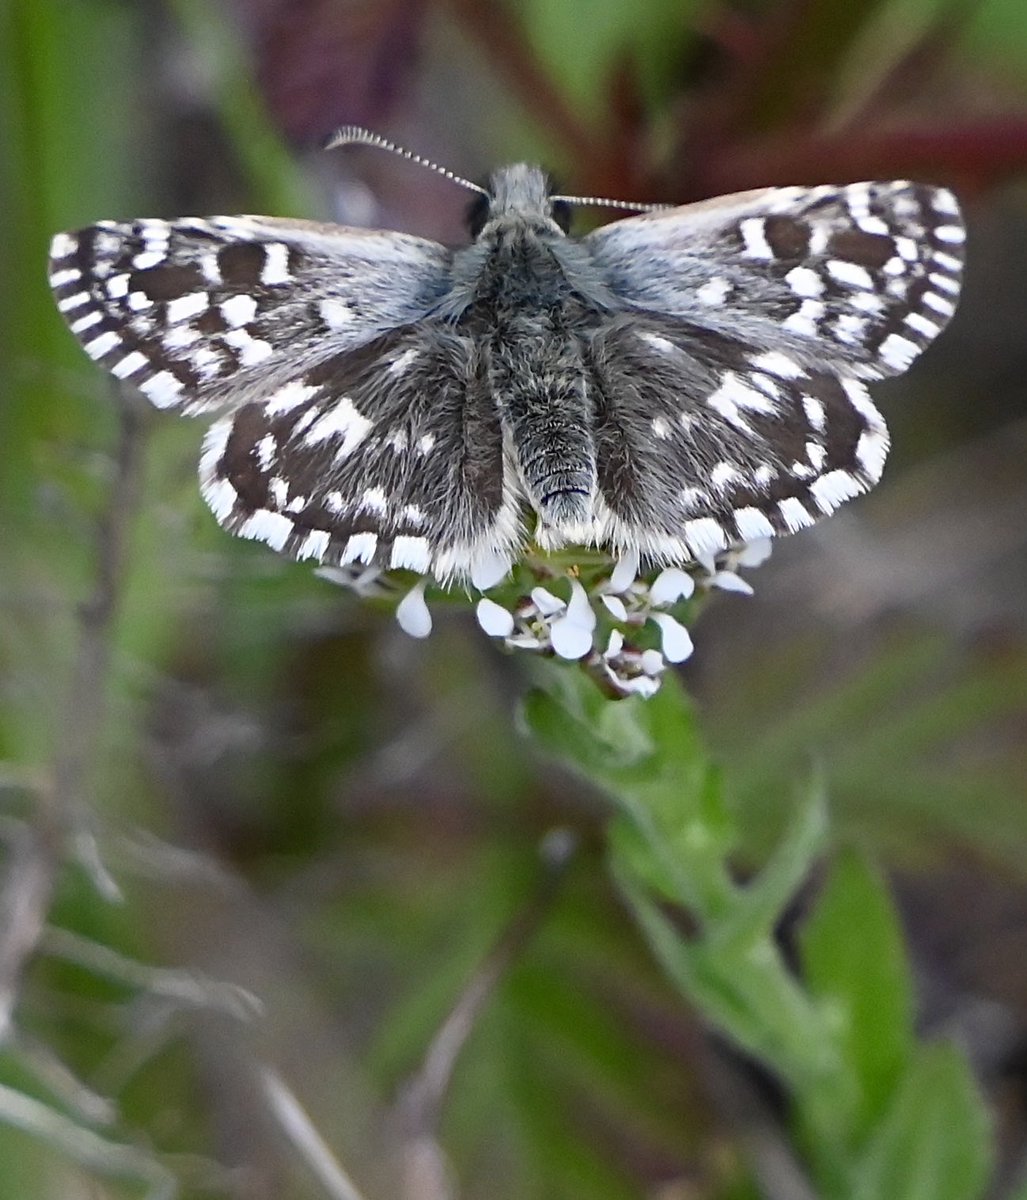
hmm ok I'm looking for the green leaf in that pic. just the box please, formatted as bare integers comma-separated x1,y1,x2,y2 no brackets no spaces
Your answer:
800,849,914,1143
849,1042,992,1200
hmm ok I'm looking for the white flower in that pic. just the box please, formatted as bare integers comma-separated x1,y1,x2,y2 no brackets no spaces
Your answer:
601,594,628,621
476,597,515,637
649,567,695,606
735,537,773,568
549,581,597,660
395,579,432,638
650,613,694,663
708,571,754,596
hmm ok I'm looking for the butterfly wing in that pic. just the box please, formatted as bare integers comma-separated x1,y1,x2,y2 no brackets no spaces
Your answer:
197,325,522,583
579,181,964,558
585,180,965,380
49,216,454,415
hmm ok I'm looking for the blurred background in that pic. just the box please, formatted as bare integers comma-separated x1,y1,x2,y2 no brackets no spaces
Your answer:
1,0,1026,1197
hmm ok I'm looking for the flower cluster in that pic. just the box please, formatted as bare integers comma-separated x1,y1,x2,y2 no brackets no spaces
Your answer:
321,537,772,698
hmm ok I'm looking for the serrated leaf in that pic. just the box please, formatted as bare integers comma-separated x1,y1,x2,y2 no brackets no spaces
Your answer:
849,1042,992,1200
800,849,914,1142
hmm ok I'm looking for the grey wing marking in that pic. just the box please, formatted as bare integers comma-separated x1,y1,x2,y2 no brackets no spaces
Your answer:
198,327,522,582
584,181,965,380
48,216,454,415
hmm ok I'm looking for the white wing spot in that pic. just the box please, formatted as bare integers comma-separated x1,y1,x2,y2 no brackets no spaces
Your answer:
131,250,166,270
302,395,372,454
166,291,209,324
360,487,388,515
734,507,775,541
639,331,676,354
70,311,103,335
83,331,120,360
754,464,776,487
856,215,890,236
811,470,863,513
110,351,148,379
223,328,274,366
696,276,730,305
296,530,331,562
879,332,919,370
106,273,130,298
750,350,803,379
128,291,153,311
711,462,745,491
417,433,436,454
266,380,319,416
905,311,941,338
922,291,955,317
782,299,825,337
934,224,965,244
341,533,378,565
683,518,728,556
680,487,709,512
221,294,258,327
319,298,354,329
856,428,889,479
138,371,184,408
778,497,814,532
261,243,291,285
739,217,773,258
894,236,919,261
50,233,76,260
238,510,294,552
784,265,824,298
390,536,432,572
651,416,670,439
933,251,961,273
57,292,90,312
49,268,81,287
402,504,425,526
802,395,826,432
827,259,874,290
255,433,277,473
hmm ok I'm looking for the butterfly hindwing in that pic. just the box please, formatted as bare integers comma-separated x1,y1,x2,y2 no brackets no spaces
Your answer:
585,314,888,560
197,326,522,581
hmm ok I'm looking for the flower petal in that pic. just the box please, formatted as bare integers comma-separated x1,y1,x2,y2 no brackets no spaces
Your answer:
531,586,565,616
709,571,754,595
396,580,432,638
550,618,594,659
607,550,639,594
649,567,695,607
736,537,773,568
650,613,694,663
640,649,665,675
565,580,596,630
476,597,515,637
601,594,628,621
605,628,625,658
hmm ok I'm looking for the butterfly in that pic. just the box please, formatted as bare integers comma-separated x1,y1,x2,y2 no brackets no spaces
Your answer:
48,129,965,588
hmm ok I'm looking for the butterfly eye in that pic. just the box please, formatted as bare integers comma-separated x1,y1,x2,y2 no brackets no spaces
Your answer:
465,192,491,238
551,198,573,233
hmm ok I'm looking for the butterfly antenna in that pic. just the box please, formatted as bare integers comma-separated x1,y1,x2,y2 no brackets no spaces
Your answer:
550,191,671,214
326,126,489,197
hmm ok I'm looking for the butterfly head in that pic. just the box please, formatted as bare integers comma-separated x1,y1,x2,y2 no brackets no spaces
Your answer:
466,164,572,239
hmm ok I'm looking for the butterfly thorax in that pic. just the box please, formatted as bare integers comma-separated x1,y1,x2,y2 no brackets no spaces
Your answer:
451,170,610,535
